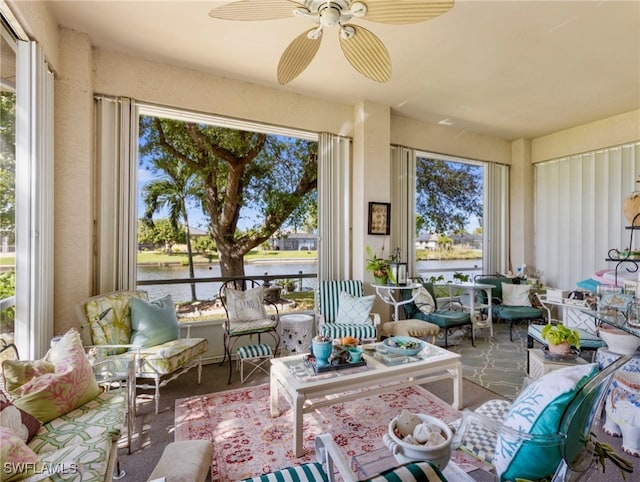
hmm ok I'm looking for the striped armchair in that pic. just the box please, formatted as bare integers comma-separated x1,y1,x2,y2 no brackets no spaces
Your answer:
241,433,447,482
316,280,380,342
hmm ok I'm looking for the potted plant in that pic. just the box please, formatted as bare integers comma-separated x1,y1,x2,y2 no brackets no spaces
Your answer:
366,246,390,285
541,323,581,356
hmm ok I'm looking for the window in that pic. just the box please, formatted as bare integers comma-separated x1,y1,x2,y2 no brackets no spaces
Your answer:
414,152,484,282
0,21,16,349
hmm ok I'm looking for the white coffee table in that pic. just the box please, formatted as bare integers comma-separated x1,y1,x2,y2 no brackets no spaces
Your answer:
270,342,463,457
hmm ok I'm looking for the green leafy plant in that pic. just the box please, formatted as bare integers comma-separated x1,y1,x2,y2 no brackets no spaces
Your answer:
541,323,581,349
365,246,390,280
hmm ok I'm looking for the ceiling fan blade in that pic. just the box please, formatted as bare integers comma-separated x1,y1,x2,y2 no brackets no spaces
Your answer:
339,25,391,83
209,0,301,21
362,0,455,25
277,29,322,85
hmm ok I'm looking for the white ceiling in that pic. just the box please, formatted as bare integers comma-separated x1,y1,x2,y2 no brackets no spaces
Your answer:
45,0,640,140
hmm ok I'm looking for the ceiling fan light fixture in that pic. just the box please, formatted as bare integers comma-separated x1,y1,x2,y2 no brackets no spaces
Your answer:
340,25,355,40
319,5,341,28
349,1,367,18
307,26,323,40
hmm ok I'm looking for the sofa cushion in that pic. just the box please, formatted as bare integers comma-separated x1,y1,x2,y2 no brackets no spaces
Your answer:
495,363,599,481
35,432,113,482
0,426,40,481
130,295,179,348
28,389,127,455
10,329,100,423
0,392,41,443
83,290,148,354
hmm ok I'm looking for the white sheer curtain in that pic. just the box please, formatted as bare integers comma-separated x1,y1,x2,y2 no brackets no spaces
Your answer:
94,97,139,293
484,162,509,275
15,41,54,359
535,142,640,289
317,133,352,282
390,145,416,276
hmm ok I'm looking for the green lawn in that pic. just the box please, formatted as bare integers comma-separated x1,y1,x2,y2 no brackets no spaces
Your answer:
137,249,316,264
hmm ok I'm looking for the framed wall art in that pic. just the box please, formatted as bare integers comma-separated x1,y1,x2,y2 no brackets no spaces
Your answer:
368,202,391,235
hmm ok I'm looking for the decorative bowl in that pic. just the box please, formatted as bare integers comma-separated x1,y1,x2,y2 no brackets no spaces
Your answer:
383,413,452,469
382,336,425,356
598,324,640,355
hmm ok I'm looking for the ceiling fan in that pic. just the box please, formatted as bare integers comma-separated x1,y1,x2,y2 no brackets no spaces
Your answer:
209,0,455,85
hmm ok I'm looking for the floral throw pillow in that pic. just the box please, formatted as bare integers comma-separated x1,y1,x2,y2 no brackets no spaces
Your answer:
2,360,55,394
0,426,39,481
0,392,41,443
10,329,100,423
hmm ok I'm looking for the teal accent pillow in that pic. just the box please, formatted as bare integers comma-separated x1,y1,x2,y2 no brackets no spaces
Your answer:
335,292,375,324
130,295,179,348
494,363,599,481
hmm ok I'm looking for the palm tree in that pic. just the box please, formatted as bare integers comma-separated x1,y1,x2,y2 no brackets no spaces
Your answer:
142,160,203,302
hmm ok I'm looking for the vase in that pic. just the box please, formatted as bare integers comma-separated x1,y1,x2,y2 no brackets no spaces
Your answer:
623,191,640,227
374,275,389,285
312,339,332,367
548,341,571,357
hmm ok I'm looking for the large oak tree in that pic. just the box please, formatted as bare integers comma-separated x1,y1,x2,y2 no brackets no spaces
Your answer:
139,116,317,277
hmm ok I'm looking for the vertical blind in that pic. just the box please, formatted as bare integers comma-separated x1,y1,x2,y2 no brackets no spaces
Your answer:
15,41,54,358
390,146,416,275
534,142,640,289
317,133,352,281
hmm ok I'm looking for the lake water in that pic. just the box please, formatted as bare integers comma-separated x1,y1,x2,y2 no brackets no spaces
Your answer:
137,258,483,303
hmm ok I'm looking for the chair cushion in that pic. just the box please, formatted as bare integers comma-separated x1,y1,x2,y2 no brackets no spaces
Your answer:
226,286,267,322
427,310,471,328
241,462,328,481
365,461,447,481
321,323,377,340
130,295,179,348
501,283,531,306
83,290,148,354
495,363,599,481
137,338,208,376
318,280,364,323
335,292,375,324
8,329,100,423
494,305,542,321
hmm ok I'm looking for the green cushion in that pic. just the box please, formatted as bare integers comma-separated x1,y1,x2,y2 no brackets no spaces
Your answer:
241,462,328,481
428,310,471,328
130,295,179,348
366,461,447,481
494,305,543,320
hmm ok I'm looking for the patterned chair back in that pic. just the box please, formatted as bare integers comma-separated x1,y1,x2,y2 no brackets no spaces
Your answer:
317,280,364,323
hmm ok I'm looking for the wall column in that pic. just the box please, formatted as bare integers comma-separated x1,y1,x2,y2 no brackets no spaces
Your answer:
510,138,535,275
54,29,94,334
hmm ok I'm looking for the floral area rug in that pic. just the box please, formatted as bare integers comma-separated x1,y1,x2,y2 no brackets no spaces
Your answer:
175,383,484,481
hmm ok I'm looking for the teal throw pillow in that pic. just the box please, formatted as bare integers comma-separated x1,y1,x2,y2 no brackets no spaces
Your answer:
130,295,179,348
335,292,375,324
494,363,599,481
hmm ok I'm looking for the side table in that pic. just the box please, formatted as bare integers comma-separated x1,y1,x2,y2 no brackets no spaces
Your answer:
279,313,315,354
527,348,587,380
372,283,421,321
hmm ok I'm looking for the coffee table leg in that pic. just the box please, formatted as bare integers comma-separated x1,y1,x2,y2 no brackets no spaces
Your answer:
270,370,280,417
294,393,305,457
452,361,463,410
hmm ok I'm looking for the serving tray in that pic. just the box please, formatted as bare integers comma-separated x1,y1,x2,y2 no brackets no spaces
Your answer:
303,354,366,373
